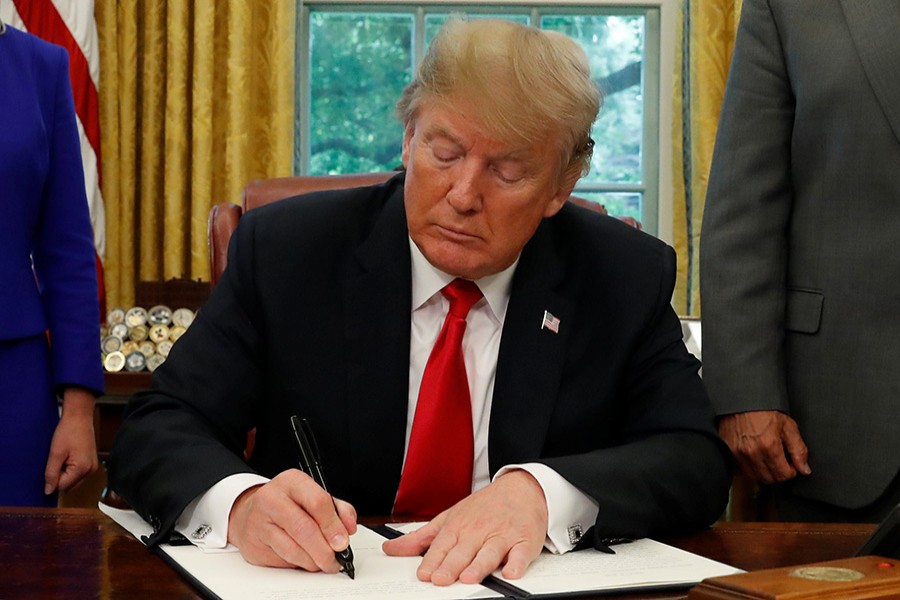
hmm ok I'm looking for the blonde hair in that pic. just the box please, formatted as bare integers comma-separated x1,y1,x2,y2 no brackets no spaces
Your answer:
396,18,601,184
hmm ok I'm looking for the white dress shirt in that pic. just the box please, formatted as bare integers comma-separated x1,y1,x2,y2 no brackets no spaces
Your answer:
176,238,598,552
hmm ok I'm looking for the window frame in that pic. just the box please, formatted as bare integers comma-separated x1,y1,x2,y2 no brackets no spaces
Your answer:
296,0,676,242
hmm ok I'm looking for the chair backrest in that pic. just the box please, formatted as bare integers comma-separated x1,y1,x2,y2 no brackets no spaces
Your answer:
208,172,396,287
242,172,395,213
207,172,618,287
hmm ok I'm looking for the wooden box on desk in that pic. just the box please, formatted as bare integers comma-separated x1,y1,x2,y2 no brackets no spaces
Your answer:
688,555,900,599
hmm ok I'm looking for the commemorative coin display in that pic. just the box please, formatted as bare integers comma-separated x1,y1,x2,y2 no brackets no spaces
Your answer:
101,305,197,373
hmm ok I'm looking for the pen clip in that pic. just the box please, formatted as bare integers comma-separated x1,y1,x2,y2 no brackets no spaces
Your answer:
300,419,322,465
290,415,318,476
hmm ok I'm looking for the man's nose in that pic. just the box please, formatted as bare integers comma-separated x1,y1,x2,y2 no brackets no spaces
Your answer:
445,163,483,212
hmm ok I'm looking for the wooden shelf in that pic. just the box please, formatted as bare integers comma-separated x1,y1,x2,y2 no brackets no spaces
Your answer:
103,371,152,397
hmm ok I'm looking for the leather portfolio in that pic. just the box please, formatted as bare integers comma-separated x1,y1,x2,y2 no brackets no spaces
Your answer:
688,555,900,599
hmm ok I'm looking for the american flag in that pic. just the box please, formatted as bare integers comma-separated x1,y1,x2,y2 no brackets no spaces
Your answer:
542,310,560,334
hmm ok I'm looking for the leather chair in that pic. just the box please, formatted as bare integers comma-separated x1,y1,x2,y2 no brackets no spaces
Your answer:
208,171,632,287
208,172,393,287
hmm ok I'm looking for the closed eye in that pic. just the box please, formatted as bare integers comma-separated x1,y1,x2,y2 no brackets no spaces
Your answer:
492,163,526,184
430,140,462,164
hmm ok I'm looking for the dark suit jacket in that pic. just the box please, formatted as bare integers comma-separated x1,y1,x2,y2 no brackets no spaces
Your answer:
701,0,900,508
109,174,730,546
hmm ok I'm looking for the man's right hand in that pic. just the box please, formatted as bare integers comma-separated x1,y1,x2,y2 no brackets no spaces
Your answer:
227,470,357,571
718,411,811,484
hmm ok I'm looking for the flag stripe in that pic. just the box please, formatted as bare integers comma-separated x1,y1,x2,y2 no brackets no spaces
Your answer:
14,0,101,168
50,0,100,87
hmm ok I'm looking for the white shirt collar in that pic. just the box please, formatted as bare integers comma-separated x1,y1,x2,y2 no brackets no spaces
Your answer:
408,236,517,323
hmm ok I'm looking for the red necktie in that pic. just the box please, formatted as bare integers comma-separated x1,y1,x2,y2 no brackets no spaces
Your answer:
393,278,483,517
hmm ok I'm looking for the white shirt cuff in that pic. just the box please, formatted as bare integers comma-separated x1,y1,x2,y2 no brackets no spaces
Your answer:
494,463,599,554
174,473,270,551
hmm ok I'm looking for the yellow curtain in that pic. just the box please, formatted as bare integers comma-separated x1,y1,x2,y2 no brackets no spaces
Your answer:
95,1,295,309
672,0,743,315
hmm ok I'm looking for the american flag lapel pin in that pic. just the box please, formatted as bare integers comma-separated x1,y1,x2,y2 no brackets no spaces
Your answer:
541,310,560,334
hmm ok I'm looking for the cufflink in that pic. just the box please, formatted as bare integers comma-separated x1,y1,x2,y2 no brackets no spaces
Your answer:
191,524,212,541
567,523,584,545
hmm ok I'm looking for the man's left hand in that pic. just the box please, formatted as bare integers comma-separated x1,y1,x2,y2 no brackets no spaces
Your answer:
382,469,548,586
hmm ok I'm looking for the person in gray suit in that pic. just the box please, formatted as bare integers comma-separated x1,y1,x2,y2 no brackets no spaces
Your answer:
701,0,900,522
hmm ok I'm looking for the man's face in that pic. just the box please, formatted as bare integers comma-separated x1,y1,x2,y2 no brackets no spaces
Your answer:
402,99,574,280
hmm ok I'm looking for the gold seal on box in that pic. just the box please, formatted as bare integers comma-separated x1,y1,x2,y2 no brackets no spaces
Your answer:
688,555,900,600
104,351,126,372
790,566,865,582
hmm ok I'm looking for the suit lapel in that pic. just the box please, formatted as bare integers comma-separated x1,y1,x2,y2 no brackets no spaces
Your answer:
343,188,412,512
489,220,573,473
841,0,900,145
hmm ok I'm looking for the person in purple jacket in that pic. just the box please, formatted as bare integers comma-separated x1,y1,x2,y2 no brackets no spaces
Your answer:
0,19,103,506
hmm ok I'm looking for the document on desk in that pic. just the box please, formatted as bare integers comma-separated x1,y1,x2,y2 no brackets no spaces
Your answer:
100,505,742,599
493,538,742,595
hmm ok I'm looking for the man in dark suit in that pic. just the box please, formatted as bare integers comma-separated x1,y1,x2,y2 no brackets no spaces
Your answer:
701,0,900,522
109,18,730,584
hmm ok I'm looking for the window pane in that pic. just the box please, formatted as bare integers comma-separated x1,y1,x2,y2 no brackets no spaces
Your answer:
308,13,413,174
574,192,642,221
542,15,645,186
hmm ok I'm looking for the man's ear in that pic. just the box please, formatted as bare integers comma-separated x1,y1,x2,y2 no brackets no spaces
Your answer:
543,176,578,218
401,123,415,168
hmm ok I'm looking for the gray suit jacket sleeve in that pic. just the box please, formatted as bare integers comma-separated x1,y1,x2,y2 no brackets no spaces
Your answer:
700,0,796,416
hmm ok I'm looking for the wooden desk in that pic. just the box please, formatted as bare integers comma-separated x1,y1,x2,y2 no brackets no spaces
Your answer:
0,508,875,600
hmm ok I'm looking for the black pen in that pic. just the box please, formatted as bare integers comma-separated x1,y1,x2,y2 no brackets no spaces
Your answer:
289,415,355,579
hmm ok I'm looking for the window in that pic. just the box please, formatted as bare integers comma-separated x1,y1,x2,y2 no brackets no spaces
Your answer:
296,2,669,234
